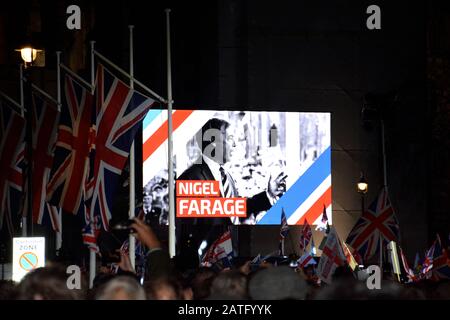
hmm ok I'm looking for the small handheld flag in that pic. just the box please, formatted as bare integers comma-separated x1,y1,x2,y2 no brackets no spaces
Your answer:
299,219,312,252
316,204,329,232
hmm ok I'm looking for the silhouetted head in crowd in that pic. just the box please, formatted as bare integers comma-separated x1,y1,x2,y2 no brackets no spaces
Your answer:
368,279,430,300
248,266,308,300
332,265,358,282
398,284,427,300
95,275,146,300
208,270,248,300
316,278,424,300
17,265,83,300
430,281,450,300
144,276,182,300
303,265,315,277
191,267,218,300
173,272,194,300
366,280,410,300
312,278,369,300
174,249,200,273
0,280,18,300
92,272,116,290
90,271,132,298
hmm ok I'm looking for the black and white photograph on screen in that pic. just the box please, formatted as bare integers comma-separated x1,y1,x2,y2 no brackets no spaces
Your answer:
143,110,331,226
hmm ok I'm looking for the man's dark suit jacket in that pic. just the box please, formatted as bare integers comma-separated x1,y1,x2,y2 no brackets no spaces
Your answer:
175,160,272,252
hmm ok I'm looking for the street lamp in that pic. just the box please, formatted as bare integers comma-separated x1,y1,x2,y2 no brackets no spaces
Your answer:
357,173,368,194
357,173,368,216
15,43,44,68
19,47,38,63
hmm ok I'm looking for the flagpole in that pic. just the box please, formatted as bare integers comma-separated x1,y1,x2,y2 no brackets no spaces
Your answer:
18,66,25,119
56,52,62,112
59,64,93,91
128,25,136,270
22,64,34,237
380,119,387,270
165,8,176,258
55,51,62,251
0,91,22,111
381,119,388,190
89,40,96,289
19,64,27,237
379,236,383,270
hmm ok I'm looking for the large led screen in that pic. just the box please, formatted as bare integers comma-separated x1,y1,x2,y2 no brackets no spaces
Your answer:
142,110,331,225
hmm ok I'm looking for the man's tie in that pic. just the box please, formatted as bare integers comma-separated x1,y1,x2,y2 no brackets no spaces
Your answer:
219,166,239,224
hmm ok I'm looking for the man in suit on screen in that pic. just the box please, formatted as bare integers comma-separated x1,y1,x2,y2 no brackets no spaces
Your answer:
176,117,286,259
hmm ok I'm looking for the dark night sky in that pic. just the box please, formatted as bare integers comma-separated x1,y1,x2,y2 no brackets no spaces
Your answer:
1,1,426,108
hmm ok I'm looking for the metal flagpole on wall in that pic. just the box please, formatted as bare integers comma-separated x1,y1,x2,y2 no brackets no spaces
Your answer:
128,25,136,270
22,63,34,237
19,64,27,237
89,40,96,288
165,8,176,258
381,119,388,190
55,51,62,251
380,119,388,269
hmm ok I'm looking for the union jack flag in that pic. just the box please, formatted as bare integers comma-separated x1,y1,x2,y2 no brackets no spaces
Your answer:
423,234,450,280
413,252,421,271
111,237,146,276
432,250,450,280
422,236,439,274
279,208,289,239
46,72,94,221
23,88,60,231
346,187,400,263
299,219,312,252
81,214,101,252
41,203,61,232
109,239,131,274
399,247,419,283
278,208,289,255
0,97,25,236
85,64,155,231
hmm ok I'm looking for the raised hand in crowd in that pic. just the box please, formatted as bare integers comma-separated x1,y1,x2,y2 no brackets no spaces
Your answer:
238,260,252,275
117,249,135,273
130,217,161,250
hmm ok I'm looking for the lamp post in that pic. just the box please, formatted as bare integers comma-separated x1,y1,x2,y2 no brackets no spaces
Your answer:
16,44,41,236
357,172,368,216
